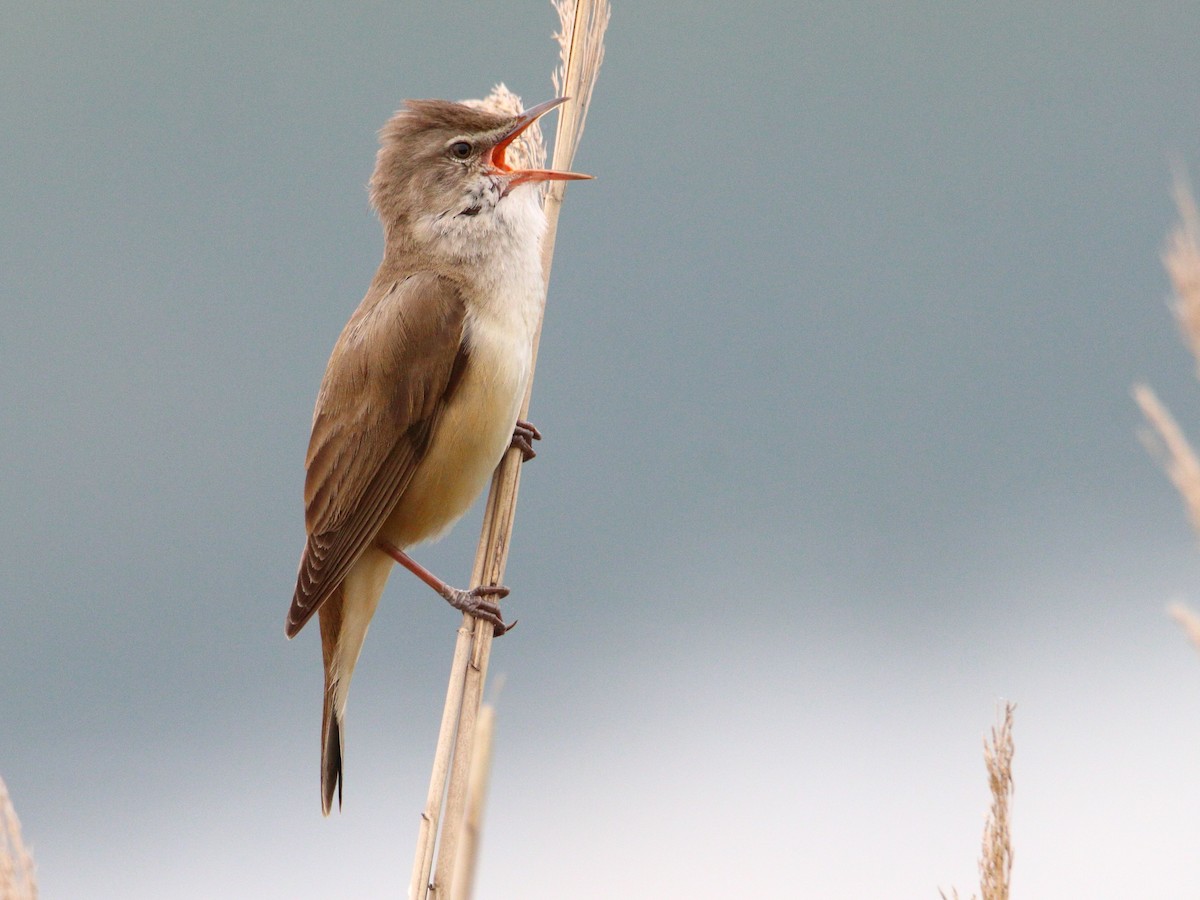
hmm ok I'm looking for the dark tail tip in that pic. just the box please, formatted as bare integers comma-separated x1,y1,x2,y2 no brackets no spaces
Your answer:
321,698,343,816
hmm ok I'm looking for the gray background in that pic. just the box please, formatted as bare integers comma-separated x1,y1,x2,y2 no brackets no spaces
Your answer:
4,2,1200,897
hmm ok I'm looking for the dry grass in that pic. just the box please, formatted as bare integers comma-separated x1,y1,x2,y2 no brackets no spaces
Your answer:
1134,384,1200,537
0,777,37,900
1167,601,1200,654
979,705,1015,900
1135,174,1200,520
1136,176,1200,652
551,0,609,173
941,704,1015,900
1166,173,1200,373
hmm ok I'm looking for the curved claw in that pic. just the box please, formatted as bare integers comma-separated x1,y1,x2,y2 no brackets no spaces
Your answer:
493,617,518,637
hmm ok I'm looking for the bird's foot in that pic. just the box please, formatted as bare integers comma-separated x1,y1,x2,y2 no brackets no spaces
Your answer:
510,419,542,462
441,584,517,636
378,540,518,637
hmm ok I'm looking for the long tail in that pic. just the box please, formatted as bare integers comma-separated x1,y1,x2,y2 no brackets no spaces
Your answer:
315,548,391,815
318,588,345,816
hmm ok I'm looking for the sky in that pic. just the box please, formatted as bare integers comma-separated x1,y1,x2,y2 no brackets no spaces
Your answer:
4,2,1200,897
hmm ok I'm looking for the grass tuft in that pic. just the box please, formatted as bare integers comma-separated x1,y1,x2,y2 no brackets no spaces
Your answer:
0,777,37,900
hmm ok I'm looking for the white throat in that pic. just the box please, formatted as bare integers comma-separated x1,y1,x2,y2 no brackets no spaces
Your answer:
414,178,547,270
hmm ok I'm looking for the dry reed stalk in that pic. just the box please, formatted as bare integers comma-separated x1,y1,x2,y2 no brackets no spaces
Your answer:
408,4,608,898
448,703,497,900
407,83,540,900
0,777,37,900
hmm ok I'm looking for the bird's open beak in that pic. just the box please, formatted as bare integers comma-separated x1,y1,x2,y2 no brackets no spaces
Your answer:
490,97,593,187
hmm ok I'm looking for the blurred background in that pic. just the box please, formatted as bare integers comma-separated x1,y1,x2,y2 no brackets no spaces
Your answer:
4,3,1200,897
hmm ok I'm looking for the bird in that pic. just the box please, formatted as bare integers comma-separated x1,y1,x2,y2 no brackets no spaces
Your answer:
285,94,590,814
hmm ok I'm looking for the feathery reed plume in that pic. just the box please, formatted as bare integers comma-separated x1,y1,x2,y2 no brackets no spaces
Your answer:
1166,172,1200,372
1136,175,1200,657
1167,601,1200,654
461,85,546,171
409,5,608,898
940,704,1015,900
551,0,609,174
979,704,1015,900
0,777,37,900
1135,384,1200,536
1136,176,1200,544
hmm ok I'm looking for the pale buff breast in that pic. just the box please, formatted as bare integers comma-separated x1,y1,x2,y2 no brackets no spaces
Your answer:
380,314,531,548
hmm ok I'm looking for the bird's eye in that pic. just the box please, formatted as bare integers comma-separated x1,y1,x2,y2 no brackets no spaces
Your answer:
449,141,472,160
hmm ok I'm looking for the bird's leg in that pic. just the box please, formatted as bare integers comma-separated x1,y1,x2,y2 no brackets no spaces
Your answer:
509,419,542,462
376,540,515,636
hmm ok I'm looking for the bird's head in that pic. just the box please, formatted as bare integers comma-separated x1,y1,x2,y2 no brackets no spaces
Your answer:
370,96,590,251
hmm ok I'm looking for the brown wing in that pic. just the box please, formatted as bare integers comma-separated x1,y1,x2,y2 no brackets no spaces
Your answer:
285,271,469,637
